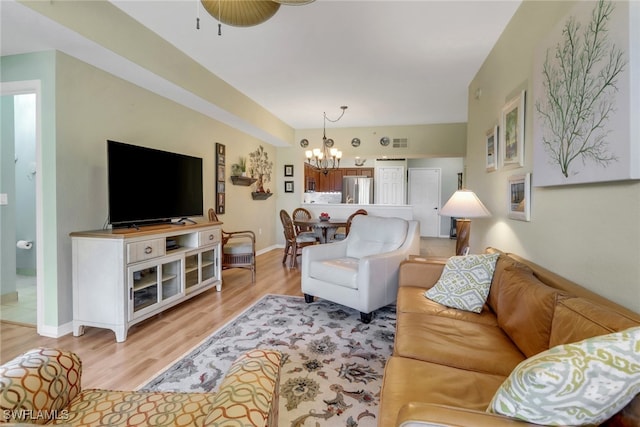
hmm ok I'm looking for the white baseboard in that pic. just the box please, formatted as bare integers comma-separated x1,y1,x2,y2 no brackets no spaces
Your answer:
38,321,73,338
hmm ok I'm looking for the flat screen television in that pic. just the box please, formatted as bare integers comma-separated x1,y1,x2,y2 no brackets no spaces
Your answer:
107,140,203,228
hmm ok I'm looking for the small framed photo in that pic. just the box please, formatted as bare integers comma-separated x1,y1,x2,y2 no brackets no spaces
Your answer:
284,180,294,193
508,173,531,221
501,90,525,168
284,164,294,177
486,125,499,172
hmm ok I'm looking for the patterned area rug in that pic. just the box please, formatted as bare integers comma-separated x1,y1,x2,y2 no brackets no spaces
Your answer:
141,294,396,426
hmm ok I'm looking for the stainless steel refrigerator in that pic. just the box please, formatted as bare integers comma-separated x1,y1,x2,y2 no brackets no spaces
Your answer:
342,176,374,204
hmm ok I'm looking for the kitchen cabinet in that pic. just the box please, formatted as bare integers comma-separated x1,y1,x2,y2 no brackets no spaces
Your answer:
304,163,374,192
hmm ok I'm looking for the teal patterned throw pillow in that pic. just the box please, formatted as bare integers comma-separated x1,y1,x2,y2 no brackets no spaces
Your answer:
488,327,640,425
424,253,499,313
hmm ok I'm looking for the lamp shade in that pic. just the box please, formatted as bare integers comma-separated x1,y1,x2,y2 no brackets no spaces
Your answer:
440,189,491,219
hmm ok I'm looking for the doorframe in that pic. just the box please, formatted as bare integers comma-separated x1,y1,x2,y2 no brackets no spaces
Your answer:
1,80,43,334
408,167,442,237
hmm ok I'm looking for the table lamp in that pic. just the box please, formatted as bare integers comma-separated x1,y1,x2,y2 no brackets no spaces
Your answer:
439,189,491,256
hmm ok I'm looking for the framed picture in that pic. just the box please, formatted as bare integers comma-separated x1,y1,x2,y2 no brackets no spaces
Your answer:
508,173,531,221
215,143,225,214
501,90,525,168
486,125,499,172
284,164,294,177
284,180,294,193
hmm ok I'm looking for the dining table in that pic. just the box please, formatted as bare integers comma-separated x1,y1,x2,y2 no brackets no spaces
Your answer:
293,218,347,244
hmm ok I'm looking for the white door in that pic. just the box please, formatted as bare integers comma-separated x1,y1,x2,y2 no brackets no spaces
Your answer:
408,168,441,237
376,166,405,205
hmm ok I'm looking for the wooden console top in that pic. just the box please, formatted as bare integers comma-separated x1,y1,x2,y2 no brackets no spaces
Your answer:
69,221,222,239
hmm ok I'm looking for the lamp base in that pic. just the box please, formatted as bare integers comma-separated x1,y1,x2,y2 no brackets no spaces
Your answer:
454,219,471,256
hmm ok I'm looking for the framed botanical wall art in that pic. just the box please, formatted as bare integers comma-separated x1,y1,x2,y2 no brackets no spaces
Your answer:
532,0,637,186
284,181,294,193
284,164,294,177
508,173,531,222
486,125,499,172
501,90,525,168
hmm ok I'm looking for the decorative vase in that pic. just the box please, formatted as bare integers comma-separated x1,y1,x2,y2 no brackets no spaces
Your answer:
256,174,265,193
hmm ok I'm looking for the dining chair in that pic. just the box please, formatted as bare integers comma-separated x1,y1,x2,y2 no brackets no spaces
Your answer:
280,209,317,268
208,208,256,282
292,207,318,241
333,209,368,241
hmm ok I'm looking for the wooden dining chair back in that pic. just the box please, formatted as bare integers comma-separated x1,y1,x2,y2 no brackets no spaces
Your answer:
208,208,256,282
292,208,313,233
280,209,317,268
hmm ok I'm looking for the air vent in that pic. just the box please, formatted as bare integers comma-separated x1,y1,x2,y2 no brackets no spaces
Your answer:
392,138,408,148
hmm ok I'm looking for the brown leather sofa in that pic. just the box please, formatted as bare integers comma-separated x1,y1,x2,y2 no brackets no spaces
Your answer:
379,248,640,426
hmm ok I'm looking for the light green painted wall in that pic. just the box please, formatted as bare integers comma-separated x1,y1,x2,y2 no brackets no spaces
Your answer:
0,95,17,298
1,51,58,326
466,1,640,312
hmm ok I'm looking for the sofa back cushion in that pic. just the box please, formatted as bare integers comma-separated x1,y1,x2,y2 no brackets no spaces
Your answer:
487,255,531,315
495,265,562,357
345,216,407,259
549,296,640,348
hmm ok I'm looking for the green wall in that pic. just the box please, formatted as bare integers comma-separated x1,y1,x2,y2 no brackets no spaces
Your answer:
1,51,58,327
466,0,640,312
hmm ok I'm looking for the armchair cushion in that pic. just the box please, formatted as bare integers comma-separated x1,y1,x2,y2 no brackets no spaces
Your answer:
308,257,359,289
345,216,407,259
0,348,81,424
224,240,253,254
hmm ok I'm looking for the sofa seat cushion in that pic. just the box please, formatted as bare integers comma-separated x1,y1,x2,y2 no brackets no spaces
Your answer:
550,296,640,347
308,258,359,289
397,286,498,327
59,390,216,426
395,312,525,376
379,356,507,427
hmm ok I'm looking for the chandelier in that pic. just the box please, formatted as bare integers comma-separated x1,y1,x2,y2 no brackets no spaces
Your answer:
302,106,347,175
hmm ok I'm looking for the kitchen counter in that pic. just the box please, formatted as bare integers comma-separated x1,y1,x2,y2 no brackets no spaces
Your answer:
301,203,414,220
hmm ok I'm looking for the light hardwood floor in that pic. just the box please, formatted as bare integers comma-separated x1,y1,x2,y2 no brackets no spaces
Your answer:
0,249,302,390
0,237,454,390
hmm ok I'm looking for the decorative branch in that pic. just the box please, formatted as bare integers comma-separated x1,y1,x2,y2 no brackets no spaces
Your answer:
535,0,626,178
248,145,273,192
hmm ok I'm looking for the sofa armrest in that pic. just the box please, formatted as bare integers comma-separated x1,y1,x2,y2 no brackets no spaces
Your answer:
398,260,446,289
397,403,542,427
204,349,282,427
1,348,81,424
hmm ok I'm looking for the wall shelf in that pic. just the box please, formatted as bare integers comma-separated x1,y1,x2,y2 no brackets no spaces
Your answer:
231,176,257,186
251,192,273,200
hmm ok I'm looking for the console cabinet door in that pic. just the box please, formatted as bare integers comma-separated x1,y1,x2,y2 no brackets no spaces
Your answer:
128,254,183,321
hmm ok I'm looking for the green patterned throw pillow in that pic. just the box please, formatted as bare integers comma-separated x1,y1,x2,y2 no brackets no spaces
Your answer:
488,326,640,425
424,253,499,313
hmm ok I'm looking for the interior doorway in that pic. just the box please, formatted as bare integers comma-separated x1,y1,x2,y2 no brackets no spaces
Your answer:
408,168,441,237
1,81,42,328
376,165,405,205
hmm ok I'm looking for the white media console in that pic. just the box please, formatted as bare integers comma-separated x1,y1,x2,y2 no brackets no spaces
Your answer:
70,221,222,342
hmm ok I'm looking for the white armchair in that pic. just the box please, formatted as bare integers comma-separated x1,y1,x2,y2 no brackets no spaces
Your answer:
301,215,420,323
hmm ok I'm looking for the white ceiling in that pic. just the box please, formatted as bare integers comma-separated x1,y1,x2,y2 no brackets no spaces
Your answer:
1,0,522,134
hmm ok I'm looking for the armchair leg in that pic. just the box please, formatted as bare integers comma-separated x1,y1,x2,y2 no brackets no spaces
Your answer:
304,294,314,303
360,312,373,324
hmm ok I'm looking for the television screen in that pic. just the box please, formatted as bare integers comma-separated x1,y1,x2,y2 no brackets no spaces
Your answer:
107,140,203,227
